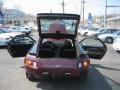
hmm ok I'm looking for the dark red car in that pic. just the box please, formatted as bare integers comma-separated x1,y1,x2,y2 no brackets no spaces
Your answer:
7,13,107,81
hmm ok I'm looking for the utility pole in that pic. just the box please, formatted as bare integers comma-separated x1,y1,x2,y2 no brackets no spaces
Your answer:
62,0,65,13
104,0,107,28
104,0,120,28
75,5,77,14
50,7,52,13
82,0,85,28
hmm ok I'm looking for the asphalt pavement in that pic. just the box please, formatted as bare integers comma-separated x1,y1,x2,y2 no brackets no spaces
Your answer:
0,32,120,90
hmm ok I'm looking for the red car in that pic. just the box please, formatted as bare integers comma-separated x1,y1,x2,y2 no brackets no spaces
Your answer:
7,13,107,81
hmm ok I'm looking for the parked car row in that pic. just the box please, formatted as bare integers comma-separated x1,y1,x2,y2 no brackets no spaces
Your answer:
0,27,26,47
98,30,120,43
0,25,35,47
0,32,24,47
7,25,32,35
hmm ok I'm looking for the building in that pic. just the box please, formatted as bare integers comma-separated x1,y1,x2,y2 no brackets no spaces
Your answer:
0,1,4,26
4,9,37,26
107,15,120,28
0,1,37,27
0,10,4,24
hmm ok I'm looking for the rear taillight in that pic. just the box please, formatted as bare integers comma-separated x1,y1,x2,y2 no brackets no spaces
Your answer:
82,61,89,67
81,60,90,69
24,59,37,68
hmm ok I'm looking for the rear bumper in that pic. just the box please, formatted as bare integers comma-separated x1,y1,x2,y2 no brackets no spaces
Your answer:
25,66,89,79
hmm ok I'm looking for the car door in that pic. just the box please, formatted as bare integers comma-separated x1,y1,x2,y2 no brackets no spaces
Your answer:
79,38,107,59
7,34,35,57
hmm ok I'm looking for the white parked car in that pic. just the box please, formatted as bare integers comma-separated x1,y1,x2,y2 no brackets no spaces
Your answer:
12,28,31,35
98,30,120,43
86,30,96,36
18,25,33,30
8,26,32,35
87,28,105,36
78,28,87,35
79,28,93,36
113,37,120,52
0,32,23,47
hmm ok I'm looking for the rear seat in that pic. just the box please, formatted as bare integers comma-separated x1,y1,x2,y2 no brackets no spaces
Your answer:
60,40,76,58
39,41,55,58
60,47,76,58
39,48,54,58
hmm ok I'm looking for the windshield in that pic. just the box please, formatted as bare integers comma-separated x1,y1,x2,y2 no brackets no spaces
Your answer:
97,29,105,33
40,19,77,35
113,30,120,35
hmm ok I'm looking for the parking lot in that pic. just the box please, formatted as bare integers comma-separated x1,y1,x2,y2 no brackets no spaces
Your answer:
0,32,120,90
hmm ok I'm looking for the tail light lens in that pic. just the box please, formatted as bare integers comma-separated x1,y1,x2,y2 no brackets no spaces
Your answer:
24,59,37,68
78,60,90,70
81,60,90,70
82,61,89,67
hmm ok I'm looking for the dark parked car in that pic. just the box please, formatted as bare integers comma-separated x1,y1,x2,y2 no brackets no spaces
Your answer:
7,13,107,81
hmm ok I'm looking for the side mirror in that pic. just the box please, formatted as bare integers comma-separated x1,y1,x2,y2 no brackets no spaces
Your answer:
7,34,36,57
79,38,107,59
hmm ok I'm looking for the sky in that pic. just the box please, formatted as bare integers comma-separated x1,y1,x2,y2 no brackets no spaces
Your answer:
1,0,120,18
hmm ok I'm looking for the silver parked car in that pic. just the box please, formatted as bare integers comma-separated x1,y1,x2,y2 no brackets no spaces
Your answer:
98,30,120,43
93,28,119,37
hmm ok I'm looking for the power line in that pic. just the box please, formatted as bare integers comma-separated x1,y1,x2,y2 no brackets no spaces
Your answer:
81,0,85,28
107,5,120,7
104,0,120,28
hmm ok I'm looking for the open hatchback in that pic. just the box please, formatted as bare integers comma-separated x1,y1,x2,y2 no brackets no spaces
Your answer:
7,13,107,81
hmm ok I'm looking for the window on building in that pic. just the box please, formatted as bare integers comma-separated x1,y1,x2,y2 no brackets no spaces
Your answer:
24,20,28,24
6,21,12,24
14,21,20,25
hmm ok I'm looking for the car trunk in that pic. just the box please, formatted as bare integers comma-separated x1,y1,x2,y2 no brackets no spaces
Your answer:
36,58,81,77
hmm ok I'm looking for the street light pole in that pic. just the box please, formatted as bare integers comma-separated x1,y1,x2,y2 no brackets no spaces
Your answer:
62,0,65,13
104,0,107,28
50,7,52,13
82,0,85,28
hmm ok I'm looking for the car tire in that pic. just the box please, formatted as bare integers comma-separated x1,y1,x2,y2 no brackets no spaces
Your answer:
116,50,120,53
106,37,113,44
26,72,37,81
84,32,88,37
